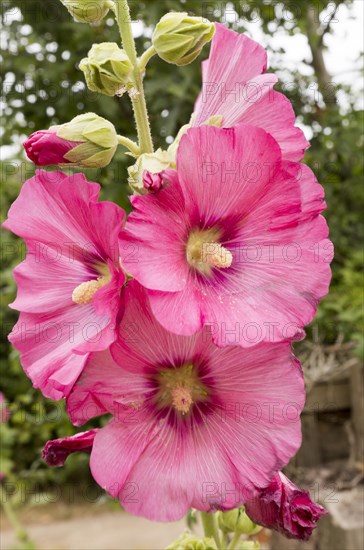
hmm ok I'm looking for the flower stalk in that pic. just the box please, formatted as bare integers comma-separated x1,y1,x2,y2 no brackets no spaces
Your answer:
117,135,141,156
201,512,221,548
115,0,153,154
228,532,241,550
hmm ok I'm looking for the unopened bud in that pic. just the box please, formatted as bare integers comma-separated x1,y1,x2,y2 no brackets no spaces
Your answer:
152,12,215,66
166,532,217,550
128,149,172,193
237,542,260,550
24,113,118,168
218,508,262,536
80,42,133,96
59,0,114,24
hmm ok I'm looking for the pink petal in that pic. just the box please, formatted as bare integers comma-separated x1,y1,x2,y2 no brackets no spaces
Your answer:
120,180,190,292
43,429,98,466
193,24,308,161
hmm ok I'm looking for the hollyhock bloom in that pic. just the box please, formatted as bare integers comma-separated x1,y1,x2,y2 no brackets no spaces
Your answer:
43,429,98,467
245,472,327,540
65,281,305,521
193,24,309,162
120,124,333,347
3,170,126,399
24,129,82,166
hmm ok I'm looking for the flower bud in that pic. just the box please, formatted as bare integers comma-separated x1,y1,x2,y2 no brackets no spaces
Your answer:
218,508,262,536
128,149,172,193
167,116,222,163
218,509,240,533
80,42,133,96
24,113,118,168
166,532,217,550
237,542,260,550
152,12,215,66
60,0,114,24
143,171,164,193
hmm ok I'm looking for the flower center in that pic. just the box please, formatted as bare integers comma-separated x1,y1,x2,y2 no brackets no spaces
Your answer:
186,229,232,275
72,265,111,305
156,364,208,415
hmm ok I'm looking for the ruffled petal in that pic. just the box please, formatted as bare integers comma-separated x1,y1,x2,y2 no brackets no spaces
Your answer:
193,24,308,161
120,179,190,292
43,429,98,466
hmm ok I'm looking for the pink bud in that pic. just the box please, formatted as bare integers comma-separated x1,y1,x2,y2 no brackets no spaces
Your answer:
245,472,327,541
23,129,81,166
143,170,164,193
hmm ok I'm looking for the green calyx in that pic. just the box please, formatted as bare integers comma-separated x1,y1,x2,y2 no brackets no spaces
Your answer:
55,113,118,168
59,0,114,24
166,532,217,550
152,12,215,66
218,508,262,536
127,148,172,192
80,42,133,96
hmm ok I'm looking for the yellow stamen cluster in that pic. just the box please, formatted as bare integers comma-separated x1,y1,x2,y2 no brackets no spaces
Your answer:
156,364,208,416
186,229,233,275
72,275,111,305
171,384,194,415
202,242,233,268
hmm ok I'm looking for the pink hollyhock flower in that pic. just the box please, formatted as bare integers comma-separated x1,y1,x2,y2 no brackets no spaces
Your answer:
65,281,305,521
245,472,327,540
24,129,82,166
3,170,126,400
119,124,333,347
43,429,98,467
193,24,309,162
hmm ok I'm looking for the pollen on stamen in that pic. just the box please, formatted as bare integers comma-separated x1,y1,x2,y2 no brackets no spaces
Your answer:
171,384,193,415
202,242,233,269
72,276,110,305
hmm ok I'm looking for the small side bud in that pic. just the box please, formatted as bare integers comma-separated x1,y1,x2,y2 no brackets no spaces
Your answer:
237,542,260,550
80,42,133,97
128,149,172,193
218,508,262,536
59,0,114,24
166,532,217,550
218,509,240,533
167,115,222,163
152,12,215,66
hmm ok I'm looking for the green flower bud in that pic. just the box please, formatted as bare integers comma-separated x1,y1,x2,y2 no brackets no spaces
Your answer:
59,0,114,23
152,12,215,66
167,115,222,164
218,508,262,536
128,149,172,193
54,113,118,168
218,509,240,533
166,532,217,550
80,43,133,97
237,542,261,550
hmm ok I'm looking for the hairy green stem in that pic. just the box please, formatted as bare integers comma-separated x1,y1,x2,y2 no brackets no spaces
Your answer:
115,0,153,154
201,512,221,548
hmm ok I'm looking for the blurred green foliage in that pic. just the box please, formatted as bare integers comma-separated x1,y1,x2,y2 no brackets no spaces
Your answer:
0,0,363,489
